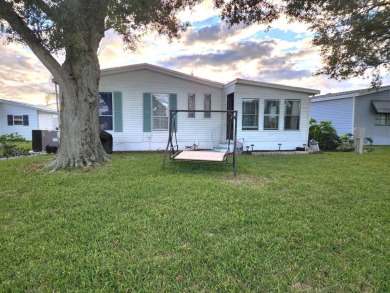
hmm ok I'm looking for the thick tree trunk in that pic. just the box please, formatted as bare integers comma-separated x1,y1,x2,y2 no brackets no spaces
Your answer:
46,50,109,171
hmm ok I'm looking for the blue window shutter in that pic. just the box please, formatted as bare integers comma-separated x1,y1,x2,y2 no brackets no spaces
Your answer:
113,92,123,132
169,94,177,132
7,115,13,126
23,115,29,126
143,93,151,132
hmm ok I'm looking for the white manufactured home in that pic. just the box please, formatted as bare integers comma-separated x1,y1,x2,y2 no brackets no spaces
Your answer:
311,86,390,145
0,99,58,140
97,63,320,151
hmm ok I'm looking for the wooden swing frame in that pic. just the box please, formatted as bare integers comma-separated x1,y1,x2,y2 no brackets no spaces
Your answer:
162,110,238,176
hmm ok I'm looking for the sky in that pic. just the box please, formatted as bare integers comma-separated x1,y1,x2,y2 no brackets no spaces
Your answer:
1,0,389,106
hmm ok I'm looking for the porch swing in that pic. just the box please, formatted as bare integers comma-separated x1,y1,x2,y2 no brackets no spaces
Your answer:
162,110,238,176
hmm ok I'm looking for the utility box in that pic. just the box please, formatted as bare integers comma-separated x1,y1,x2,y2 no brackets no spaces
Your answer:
354,127,365,154
32,130,59,152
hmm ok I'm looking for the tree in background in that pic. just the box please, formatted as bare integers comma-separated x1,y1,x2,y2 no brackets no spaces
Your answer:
1,0,388,170
217,0,389,86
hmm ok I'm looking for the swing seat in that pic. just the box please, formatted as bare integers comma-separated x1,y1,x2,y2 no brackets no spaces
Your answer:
162,109,238,176
173,150,228,162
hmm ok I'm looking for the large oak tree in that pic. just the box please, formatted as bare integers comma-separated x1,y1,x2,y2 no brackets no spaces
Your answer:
0,0,203,170
1,0,388,170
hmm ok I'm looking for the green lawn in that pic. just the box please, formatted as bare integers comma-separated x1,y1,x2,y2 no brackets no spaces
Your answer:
1,148,389,292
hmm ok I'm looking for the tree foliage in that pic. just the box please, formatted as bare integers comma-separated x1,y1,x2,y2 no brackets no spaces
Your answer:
215,0,390,86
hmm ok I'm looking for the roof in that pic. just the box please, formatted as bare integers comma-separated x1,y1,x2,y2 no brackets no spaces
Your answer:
0,99,57,113
312,85,390,102
226,78,321,95
101,63,225,89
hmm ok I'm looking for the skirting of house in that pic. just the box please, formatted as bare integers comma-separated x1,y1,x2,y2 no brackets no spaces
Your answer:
251,150,309,156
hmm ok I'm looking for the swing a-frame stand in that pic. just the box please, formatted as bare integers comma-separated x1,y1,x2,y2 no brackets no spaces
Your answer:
162,110,238,176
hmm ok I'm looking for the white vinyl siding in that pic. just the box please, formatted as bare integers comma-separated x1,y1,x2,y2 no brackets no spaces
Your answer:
99,69,224,151
232,83,311,150
0,104,38,140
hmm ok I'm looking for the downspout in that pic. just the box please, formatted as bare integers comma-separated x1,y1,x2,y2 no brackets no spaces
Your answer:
352,95,356,133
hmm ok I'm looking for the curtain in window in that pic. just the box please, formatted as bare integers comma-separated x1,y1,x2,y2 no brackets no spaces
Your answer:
188,94,195,118
204,94,211,118
284,100,300,130
264,100,280,130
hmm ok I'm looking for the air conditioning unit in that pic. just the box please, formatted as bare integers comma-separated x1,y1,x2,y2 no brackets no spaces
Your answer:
32,130,59,152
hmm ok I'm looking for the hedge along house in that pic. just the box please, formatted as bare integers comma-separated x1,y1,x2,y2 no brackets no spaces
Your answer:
0,99,58,140
311,85,390,145
96,63,320,151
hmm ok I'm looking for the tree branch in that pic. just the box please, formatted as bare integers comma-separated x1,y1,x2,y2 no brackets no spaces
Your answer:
0,0,65,81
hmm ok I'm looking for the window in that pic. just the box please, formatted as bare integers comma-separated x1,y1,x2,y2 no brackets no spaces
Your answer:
99,92,113,130
152,93,169,130
242,99,259,130
375,113,389,126
284,100,300,130
7,115,29,126
14,115,23,125
188,94,195,118
264,100,280,130
204,94,211,118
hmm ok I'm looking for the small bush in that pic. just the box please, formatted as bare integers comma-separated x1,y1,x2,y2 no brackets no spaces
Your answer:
364,137,373,146
337,133,355,152
309,119,340,151
0,133,30,157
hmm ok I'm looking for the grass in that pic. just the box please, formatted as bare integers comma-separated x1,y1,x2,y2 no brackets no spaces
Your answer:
1,148,389,292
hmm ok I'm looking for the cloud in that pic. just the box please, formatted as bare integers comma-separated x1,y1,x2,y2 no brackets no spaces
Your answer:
184,21,245,45
0,40,53,104
160,40,277,67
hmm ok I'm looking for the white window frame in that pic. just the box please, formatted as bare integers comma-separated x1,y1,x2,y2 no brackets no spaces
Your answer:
188,94,195,118
242,99,259,130
152,93,169,131
13,115,23,126
99,92,113,131
204,94,211,118
284,100,301,130
264,100,280,130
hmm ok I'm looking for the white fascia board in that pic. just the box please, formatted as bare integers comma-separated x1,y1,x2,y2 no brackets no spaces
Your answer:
101,63,224,89
312,93,357,102
0,99,56,113
226,78,321,95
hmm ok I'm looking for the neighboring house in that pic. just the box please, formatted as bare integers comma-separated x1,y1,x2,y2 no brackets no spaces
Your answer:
311,86,390,145
96,63,320,151
0,99,58,140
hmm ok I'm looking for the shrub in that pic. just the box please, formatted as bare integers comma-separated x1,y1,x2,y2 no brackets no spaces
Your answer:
0,133,30,157
337,133,355,152
309,119,340,151
364,137,373,146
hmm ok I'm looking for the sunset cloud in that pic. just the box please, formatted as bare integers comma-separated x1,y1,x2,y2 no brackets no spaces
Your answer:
0,0,389,105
